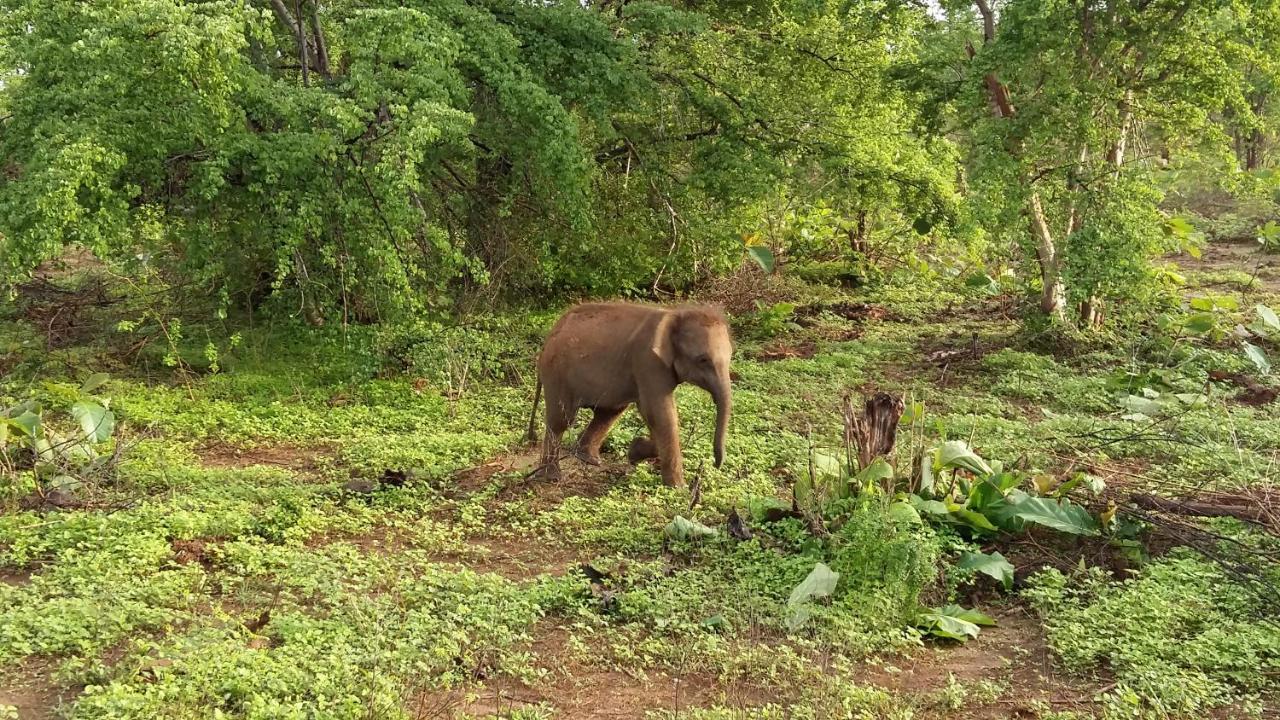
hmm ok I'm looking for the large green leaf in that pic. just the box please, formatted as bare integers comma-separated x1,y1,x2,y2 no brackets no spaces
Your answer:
936,440,992,476
665,516,719,541
812,451,843,479
71,401,115,444
1243,342,1271,376
1184,312,1217,335
1257,304,1280,333
747,245,776,274
786,562,840,631
887,501,922,526
908,494,950,516
8,411,41,439
951,508,1000,533
957,551,1014,590
855,457,894,489
1120,394,1163,417
1011,496,1100,536
915,604,996,642
80,372,110,393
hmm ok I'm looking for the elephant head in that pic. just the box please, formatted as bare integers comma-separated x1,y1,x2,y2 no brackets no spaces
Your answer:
660,306,734,468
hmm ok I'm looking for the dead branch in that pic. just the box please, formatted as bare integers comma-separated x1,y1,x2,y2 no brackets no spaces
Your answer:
1131,493,1270,526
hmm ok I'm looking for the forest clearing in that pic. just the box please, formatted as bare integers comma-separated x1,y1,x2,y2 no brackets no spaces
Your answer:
3,1,1280,719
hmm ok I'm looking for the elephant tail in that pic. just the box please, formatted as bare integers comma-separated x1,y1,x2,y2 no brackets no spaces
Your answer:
524,376,542,445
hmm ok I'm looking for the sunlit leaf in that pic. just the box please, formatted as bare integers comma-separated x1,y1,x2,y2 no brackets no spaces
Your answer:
957,551,1015,590
1011,496,1100,536
936,440,992,476
1257,304,1280,332
71,401,115,444
786,563,840,631
1243,342,1271,376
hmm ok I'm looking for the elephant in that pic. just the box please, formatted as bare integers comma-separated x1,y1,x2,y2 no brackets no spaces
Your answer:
523,301,733,487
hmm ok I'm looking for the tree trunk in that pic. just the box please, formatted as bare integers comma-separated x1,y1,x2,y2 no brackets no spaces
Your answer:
309,3,330,77
972,0,1066,320
1028,192,1066,316
847,210,868,255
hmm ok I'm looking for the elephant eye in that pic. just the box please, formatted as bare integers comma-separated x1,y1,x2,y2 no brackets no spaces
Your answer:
697,355,712,365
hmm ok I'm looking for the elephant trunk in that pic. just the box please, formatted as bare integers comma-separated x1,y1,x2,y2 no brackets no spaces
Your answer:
712,382,731,468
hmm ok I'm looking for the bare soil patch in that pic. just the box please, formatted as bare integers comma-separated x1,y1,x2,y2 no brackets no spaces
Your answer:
1,568,33,587
860,607,1108,719
454,450,631,511
1174,241,1280,294
0,660,79,720
416,625,778,719
195,442,332,477
435,537,586,581
755,339,817,361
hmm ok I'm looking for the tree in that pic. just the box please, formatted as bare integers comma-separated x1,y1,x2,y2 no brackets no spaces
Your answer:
952,0,1280,326
0,0,954,320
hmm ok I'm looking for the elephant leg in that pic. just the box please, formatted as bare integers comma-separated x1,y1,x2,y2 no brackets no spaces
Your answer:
638,392,684,487
573,406,627,466
533,387,575,481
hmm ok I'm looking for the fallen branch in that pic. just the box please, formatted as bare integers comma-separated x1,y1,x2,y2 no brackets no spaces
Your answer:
1131,493,1269,525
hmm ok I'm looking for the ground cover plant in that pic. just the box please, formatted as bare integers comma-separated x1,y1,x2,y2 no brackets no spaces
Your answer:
3,239,1279,718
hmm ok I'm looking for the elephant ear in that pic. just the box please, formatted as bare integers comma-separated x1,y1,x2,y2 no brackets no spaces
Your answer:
650,312,680,367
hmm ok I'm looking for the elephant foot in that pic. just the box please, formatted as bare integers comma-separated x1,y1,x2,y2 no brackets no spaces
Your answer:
627,436,659,465
571,446,603,466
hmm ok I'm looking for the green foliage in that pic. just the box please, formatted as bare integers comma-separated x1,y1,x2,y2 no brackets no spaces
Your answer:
1,373,119,500
1026,555,1280,716
0,0,955,317
910,441,1100,537
914,604,996,643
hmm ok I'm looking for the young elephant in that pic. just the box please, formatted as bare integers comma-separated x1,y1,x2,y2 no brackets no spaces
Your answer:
524,302,733,487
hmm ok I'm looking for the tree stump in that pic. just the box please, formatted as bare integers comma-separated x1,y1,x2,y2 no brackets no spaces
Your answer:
842,391,905,474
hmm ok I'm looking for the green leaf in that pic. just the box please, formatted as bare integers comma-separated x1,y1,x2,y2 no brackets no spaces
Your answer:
1061,471,1105,496
951,508,1000,533
1244,342,1271,376
71,401,115,444
1184,312,1216,335
887,501,922,526
936,440,992,476
915,605,995,642
1257,305,1280,333
786,562,840,631
8,411,40,439
664,516,718,541
80,372,110,393
908,494,951,516
957,551,1014,590
1166,216,1196,238
855,457,894,489
812,452,843,479
1011,496,1100,536
918,451,936,494
937,604,997,627
747,245,776,274
1120,394,1163,416
900,401,924,424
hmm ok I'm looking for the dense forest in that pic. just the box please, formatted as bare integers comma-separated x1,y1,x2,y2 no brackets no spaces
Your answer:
2,1,1280,719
